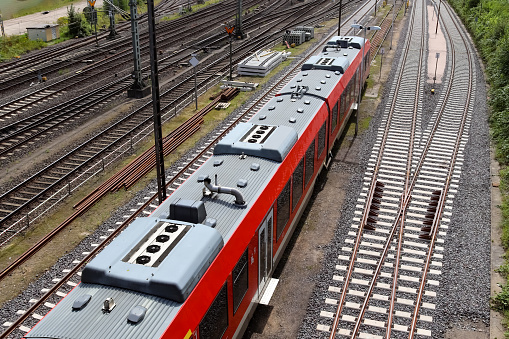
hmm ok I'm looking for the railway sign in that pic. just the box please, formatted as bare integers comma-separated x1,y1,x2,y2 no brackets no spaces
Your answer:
225,25,235,35
88,0,96,7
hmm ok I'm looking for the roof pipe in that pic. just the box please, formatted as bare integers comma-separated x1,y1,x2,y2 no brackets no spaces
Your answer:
203,177,245,205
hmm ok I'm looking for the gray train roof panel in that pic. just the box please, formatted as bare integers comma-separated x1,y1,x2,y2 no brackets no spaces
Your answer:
250,69,344,134
81,217,223,302
303,35,363,73
151,155,280,240
213,123,298,162
25,283,179,339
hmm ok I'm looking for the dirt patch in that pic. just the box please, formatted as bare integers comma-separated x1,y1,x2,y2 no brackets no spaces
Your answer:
444,320,489,339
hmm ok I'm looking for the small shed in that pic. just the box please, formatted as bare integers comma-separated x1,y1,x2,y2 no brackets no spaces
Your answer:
27,24,60,42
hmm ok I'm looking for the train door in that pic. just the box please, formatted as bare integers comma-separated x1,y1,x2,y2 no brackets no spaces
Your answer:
325,103,332,168
258,210,273,294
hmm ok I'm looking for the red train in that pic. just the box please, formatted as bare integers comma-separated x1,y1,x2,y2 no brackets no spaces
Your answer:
24,35,370,339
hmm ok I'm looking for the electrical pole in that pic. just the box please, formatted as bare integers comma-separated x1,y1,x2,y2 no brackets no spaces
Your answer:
127,0,150,98
338,0,342,35
189,54,199,110
235,0,245,39
107,7,118,40
351,24,381,136
87,0,98,46
390,0,395,49
225,25,235,81
146,0,166,204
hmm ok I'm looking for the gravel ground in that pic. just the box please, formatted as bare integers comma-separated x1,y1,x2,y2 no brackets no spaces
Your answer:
296,8,411,337
430,38,491,339
296,1,491,338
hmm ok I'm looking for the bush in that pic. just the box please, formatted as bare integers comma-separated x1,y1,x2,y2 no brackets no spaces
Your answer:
492,283,509,311
0,34,46,61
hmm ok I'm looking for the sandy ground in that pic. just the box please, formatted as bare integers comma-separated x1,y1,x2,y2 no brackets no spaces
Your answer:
427,5,447,84
2,0,103,36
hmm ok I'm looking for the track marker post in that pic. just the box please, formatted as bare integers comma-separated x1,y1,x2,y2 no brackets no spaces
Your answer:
432,52,440,94
189,55,199,110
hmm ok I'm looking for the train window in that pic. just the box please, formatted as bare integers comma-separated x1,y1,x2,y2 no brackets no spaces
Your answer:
353,71,358,99
347,81,352,108
331,102,338,132
305,140,315,187
340,92,345,122
232,250,248,314
276,179,291,241
199,283,228,339
292,158,304,211
348,79,353,106
317,122,326,158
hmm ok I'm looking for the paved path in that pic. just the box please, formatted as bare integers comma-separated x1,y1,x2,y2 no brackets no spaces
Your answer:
3,0,103,36
426,4,446,84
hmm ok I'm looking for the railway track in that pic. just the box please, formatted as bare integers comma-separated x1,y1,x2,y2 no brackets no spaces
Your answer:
0,0,364,242
0,0,264,125
0,2,378,337
316,0,477,337
0,0,305,228
0,0,366,242
0,0,187,89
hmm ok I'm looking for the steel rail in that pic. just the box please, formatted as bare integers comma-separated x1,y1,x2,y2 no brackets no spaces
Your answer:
384,0,427,335
0,0,308,225
0,0,183,80
328,0,419,336
0,0,361,237
350,0,474,334
407,1,474,336
0,0,258,114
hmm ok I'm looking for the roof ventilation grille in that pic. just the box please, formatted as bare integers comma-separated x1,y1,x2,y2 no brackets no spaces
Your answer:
240,125,276,144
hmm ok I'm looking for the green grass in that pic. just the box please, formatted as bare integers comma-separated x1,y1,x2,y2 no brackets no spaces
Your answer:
0,34,47,61
12,0,79,18
160,0,222,22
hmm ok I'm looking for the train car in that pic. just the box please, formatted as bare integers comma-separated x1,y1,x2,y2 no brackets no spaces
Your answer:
23,35,370,339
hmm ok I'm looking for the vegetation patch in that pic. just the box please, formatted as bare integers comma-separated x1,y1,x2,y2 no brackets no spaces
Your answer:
160,0,222,22
447,0,509,334
11,0,77,18
0,34,46,61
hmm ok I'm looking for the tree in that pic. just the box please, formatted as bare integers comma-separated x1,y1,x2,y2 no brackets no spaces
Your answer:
66,4,90,38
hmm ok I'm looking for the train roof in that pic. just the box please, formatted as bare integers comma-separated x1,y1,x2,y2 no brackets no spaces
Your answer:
26,283,177,339
302,35,365,73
